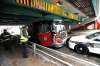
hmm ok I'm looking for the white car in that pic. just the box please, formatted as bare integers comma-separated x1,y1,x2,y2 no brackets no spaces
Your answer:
68,30,100,54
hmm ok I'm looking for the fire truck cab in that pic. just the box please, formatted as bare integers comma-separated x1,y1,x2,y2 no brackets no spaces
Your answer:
28,19,68,48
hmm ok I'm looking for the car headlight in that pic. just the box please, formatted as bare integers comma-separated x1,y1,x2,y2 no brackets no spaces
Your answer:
69,40,82,44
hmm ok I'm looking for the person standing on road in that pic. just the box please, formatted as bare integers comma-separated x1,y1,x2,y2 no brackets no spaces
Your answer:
20,25,29,58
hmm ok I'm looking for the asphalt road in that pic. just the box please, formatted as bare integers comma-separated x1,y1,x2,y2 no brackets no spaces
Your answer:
0,47,57,66
56,43,100,65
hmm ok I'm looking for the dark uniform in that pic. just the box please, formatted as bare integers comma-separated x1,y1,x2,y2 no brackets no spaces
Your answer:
0,29,11,50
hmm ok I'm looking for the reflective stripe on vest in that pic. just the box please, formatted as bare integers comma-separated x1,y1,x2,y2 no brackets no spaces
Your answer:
20,35,28,42
20,29,28,43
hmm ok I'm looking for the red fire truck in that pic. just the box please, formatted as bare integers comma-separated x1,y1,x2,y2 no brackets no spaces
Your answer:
28,19,68,48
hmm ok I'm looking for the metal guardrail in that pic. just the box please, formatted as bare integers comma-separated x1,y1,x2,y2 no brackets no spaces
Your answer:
29,42,99,66
36,49,73,66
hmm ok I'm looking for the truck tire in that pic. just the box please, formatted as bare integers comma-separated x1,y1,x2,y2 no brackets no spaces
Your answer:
74,44,89,55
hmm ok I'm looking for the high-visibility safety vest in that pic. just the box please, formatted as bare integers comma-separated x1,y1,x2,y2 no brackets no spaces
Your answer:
20,28,28,43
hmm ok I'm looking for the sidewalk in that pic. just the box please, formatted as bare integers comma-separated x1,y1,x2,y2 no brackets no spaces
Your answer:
0,48,57,66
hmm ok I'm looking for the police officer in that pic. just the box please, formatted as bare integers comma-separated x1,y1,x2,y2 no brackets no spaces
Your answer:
0,29,11,50
20,25,29,58
1,29,10,37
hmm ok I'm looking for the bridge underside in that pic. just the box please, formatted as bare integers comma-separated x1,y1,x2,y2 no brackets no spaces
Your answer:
0,1,79,25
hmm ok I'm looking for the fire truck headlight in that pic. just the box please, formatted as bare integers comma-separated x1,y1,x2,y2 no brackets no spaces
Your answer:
43,37,48,41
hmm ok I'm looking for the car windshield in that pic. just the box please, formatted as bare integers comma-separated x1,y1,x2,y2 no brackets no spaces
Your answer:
86,32,100,39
